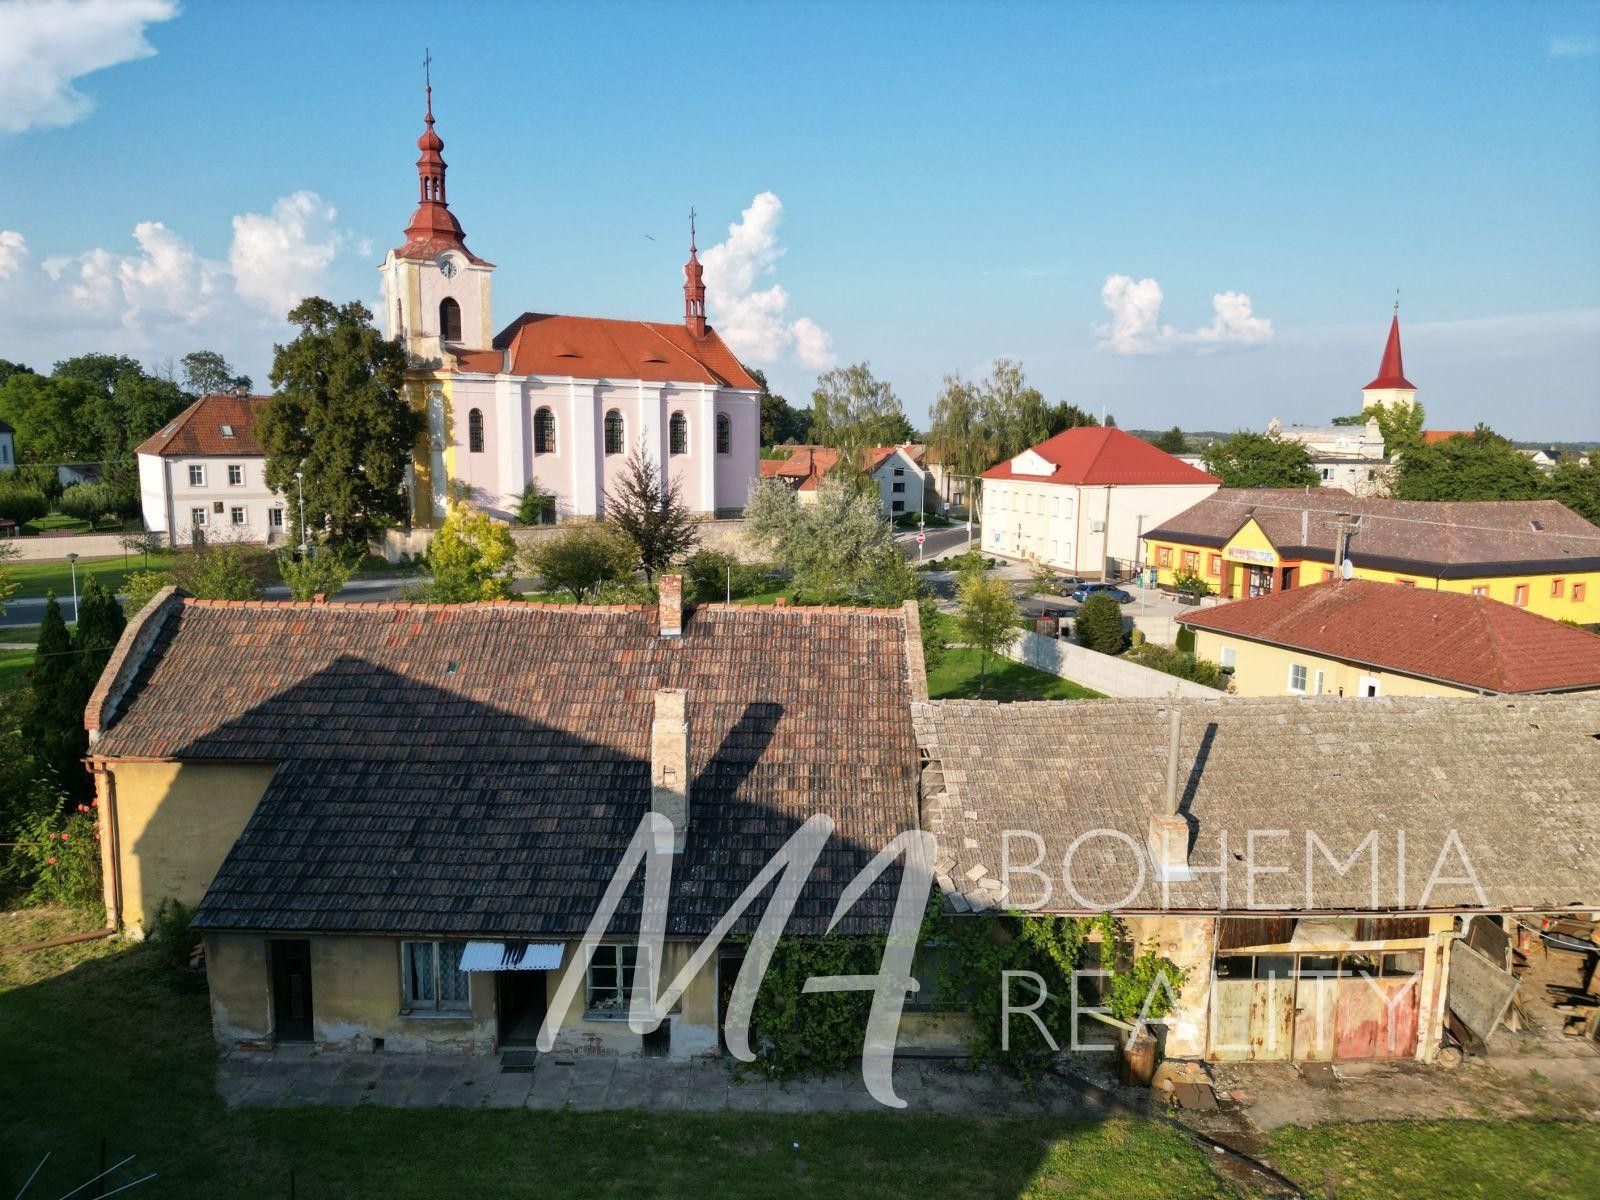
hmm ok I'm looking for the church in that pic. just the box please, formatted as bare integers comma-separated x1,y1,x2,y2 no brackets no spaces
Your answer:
380,78,762,527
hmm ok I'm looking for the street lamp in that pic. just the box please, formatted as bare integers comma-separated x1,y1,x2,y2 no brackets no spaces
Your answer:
294,470,308,557
65,551,79,623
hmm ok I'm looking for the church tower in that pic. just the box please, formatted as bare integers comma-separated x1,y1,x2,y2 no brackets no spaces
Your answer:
380,55,494,362
683,210,707,339
1360,303,1417,412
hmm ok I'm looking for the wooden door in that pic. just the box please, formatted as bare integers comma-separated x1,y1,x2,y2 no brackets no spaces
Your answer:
270,939,313,1043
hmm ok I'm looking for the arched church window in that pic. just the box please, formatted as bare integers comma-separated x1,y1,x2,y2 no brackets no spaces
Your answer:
534,407,556,455
604,410,624,456
669,412,688,456
715,413,731,456
439,296,462,342
468,408,484,453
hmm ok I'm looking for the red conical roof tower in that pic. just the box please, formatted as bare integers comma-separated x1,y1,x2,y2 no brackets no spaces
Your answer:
1362,309,1414,391
683,208,707,339
394,53,490,266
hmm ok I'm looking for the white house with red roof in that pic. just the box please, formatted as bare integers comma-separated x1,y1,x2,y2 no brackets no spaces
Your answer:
979,426,1218,576
759,443,927,516
379,76,760,527
135,392,287,547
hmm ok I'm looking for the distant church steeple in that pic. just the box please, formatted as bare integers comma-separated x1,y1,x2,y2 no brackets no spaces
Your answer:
394,51,485,265
1360,299,1417,411
683,208,707,339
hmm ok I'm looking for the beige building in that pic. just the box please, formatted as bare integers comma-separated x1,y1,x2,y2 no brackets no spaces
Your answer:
1178,578,1600,698
979,427,1218,577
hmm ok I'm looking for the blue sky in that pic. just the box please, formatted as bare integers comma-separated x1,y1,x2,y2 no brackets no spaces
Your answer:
2,0,1597,438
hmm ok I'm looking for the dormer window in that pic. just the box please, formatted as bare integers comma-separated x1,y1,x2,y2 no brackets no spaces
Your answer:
439,296,462,342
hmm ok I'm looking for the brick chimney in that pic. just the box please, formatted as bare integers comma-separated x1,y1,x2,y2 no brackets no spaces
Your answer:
651,689,689,853
659,574,683,638
1148,708,1192,882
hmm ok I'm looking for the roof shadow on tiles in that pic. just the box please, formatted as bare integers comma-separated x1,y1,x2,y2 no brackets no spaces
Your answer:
118,638,913,941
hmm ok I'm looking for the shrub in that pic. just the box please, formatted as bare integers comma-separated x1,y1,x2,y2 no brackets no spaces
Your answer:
168,542,268,600
1170,566,1213,600
1128,643,1226,689
17,803,103,913
1174,624,1196,653
683,549,774,604
121,570,170,615
58,481,124,522
277,546,356,601
516,482,557,526
1075,594,1127,654
524,523,635,602
149,898,204,986
0,480,49,524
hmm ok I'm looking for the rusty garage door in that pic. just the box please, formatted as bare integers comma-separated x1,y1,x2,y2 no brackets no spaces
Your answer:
1210,951,1422,1062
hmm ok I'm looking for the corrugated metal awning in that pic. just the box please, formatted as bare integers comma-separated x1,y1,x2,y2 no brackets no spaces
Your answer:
459,941,563,972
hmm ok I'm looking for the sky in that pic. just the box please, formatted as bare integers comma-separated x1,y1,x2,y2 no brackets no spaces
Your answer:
1,0,1597,440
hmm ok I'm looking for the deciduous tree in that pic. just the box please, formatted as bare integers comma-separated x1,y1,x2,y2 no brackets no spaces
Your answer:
524,523,635,602
809,363,911,464
181,350,251,397
259,298,420,549
1545,458,1600,525
955,571,1021,695
743,476,896,602
1201,432,1319,489
1391,427,1545,502
419,502,517,602
277,547,357,601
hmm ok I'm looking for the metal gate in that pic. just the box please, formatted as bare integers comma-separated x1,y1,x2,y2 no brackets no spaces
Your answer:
1210,951,1422,1062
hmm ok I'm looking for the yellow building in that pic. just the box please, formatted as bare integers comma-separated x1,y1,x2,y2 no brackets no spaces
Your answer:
84,584,963,1059
1144,489,1600,624
1177,578,1600,698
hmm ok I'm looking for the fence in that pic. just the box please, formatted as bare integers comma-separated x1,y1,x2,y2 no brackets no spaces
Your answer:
1004,630,1224,699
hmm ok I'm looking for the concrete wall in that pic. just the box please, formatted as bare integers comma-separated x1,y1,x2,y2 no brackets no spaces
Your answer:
2,533,140,561
1004,631,1223,699
102,761,276,936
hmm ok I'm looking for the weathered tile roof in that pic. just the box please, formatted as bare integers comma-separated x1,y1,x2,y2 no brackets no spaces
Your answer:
133,394,270,458
92,597,922,937
1179,579,1600,695
1145,489,1600,576
914,696,1600,915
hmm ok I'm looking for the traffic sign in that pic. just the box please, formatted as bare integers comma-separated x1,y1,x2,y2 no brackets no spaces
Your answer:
915,532,926,544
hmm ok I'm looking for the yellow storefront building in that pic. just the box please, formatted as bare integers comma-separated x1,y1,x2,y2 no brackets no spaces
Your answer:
1144,489,1600,625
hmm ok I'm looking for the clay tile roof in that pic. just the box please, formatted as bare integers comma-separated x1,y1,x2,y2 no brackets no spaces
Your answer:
491,313,760,389
1179,579,1600,694
914,695,1600,915
92,599,921,938
1145,490,1600,576
1422,430,1474,444
134,394,271,457
980,426,1219,486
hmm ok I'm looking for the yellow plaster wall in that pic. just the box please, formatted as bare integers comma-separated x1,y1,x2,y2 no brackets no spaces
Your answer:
1194,630,1486,698
1125,915,1216,1059
104,762,276,937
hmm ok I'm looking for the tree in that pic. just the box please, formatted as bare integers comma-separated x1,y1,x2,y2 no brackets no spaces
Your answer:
72,574,126,680
809,363,910,464
1075,594,1127,655
181,350,250,396
955,571,1021,695
419,502,517,602
743,476,896,601
1392,427,1546,502
277,547,356,601
1046,401,1098,436
24,595,88,800
1371,399,1425,458
259,297,420,549
1152,426,1188,454
0,359,35,388
525,523,635,601
927,372,992,516
1545,459,1600,525
604,445,699,581
982,358,1053,462
0,372,98,463
1202,432,1320,489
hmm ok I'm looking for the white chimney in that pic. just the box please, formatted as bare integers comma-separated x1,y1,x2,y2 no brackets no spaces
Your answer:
651,689,689,853
1148,708,1192,882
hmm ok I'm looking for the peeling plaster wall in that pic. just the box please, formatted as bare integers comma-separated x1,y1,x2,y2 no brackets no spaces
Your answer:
1125,915,1217,1059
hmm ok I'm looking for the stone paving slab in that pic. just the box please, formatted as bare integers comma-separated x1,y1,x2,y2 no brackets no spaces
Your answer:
216,1052,1091,1115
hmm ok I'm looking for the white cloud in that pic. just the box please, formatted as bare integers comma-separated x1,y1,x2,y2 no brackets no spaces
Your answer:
700,191,836,371
1549,36,1598,59
1094,274,1274,355
0,191,354,379
229,190,343,317
0,0,178,134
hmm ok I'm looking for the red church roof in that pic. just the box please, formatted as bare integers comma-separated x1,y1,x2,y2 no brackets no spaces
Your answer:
489,313,759,389
979,426,1219,486
1362,314,1415,391
1178,579,1600,695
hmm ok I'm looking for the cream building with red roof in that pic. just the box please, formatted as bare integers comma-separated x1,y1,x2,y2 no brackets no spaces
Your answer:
381,78,761,527
979,427,1219,576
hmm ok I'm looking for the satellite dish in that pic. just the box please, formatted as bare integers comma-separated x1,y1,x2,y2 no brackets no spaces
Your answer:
1340,559,1354,580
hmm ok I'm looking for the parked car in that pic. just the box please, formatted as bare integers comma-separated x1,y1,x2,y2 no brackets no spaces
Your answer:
1070,582,1135,604
1055,576,1090,595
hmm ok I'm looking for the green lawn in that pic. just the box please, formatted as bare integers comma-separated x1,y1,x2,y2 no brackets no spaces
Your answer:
0,646,32,693
2,910,1595,1199
928,646,1103,701
2,551,176,602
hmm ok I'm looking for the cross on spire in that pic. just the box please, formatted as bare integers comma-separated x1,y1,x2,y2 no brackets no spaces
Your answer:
689,206,697,253
424,48,433,119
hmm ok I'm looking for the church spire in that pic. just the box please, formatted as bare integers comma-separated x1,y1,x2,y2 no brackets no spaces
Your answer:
1362,305,1415,391
394,51,487,265
683,207,707,339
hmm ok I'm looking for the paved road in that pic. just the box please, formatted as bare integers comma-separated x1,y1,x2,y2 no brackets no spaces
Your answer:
895,523,976,563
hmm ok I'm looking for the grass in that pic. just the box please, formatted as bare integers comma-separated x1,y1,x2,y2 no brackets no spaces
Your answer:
0,646,32,693
2,551,176,601
928,647,1103,701
0,913,1229,1200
